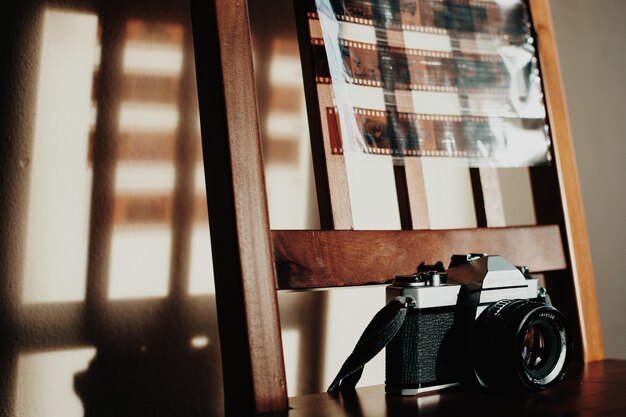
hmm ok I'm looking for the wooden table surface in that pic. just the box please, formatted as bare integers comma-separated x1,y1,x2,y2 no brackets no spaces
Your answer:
281,359,626,417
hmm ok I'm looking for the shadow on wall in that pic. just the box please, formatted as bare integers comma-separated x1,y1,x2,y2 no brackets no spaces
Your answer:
0,0,330,415
10,300,224,416
74,319,221,416
1,1,228,415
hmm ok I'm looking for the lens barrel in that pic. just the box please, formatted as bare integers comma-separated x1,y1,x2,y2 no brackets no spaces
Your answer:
473,299,570,391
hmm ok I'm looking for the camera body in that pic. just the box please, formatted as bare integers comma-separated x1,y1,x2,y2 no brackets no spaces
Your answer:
385,254,570,395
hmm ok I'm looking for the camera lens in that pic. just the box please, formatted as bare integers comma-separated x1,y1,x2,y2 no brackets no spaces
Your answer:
522,324,551,371
473,299,570,391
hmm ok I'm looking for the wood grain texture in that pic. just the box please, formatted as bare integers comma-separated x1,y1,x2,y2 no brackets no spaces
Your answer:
190,0,288,413
470,168,488,228
273,225,565,289
393,164,413,230
470,168,506,228
319,90,353,229
404,158,430,229
279,360,626,417
294,0,353,229
529,0,604,362
479,168,506,227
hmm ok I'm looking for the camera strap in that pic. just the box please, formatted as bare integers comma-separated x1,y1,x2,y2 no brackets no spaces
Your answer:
327,296,415,393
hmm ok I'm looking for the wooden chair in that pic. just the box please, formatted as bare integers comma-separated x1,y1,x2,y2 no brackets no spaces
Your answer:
190,0,606,415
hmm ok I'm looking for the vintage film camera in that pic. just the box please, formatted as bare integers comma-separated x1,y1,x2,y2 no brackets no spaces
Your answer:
386,254,571,395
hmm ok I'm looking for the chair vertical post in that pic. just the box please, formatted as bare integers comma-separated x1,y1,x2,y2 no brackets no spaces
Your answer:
190,0,289,413
529,0,604,362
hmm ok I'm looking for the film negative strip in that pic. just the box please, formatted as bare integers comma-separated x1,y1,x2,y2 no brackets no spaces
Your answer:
307,0,551,166
307,0,529,39
311,40,510,92
327,106,545,158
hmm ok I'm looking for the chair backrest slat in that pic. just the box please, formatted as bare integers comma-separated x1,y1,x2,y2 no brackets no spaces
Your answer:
273,225,565,289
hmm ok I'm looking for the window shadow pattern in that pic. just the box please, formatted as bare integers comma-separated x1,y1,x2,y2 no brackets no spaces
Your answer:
1,0,224,416
0,0,334,415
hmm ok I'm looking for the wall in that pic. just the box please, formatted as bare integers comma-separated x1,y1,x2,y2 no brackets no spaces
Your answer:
0,2,224,416
1,2,625,416
549,0,626,359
